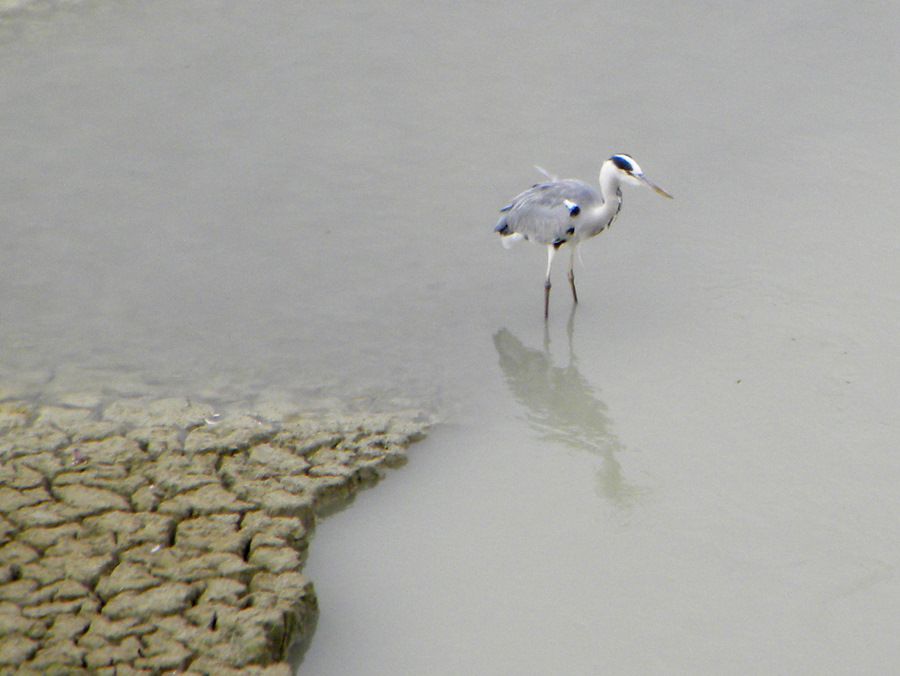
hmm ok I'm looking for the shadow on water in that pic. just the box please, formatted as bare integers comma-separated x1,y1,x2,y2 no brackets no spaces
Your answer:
493,308,644,506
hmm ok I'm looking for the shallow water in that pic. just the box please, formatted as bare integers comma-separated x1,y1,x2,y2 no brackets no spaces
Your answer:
2,1,900,673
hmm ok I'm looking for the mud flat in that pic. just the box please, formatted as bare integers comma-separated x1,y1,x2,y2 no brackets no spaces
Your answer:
0,395,428,674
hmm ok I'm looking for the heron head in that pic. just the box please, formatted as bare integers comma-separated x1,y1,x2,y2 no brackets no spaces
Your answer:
606,153,673,199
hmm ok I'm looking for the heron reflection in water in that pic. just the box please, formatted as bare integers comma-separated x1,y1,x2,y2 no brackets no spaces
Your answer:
493,309,643,505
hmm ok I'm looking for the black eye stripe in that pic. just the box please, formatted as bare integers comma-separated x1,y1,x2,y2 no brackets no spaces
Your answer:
611,155,633,172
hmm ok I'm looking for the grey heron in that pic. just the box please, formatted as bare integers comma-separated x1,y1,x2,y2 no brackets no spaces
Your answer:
494,153,673,319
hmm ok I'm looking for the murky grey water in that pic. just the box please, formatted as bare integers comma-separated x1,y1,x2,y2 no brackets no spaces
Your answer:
3,1,900,673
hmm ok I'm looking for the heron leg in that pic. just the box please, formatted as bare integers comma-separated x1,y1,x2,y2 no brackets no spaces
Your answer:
544,246,556,320
568,245,578,304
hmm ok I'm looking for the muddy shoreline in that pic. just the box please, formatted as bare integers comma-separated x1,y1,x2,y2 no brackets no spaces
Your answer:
0,395,428,674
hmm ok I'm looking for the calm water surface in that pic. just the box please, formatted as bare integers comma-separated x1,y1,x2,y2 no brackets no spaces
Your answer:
2,2,899,674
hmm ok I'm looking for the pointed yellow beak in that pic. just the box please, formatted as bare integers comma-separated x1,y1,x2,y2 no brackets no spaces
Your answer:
638,174,674,199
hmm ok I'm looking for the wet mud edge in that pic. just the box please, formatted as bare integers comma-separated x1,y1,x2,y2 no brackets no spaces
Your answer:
0,395,429,675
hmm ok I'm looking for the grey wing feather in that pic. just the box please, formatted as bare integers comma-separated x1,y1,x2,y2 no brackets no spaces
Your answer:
495,179,600,245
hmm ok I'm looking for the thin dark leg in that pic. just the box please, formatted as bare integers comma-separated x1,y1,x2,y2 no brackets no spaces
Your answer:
544,246,556,321
568,245,578,303
568,269,578,304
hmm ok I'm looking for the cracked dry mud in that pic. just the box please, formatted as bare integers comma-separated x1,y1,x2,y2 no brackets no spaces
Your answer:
0,396,427,674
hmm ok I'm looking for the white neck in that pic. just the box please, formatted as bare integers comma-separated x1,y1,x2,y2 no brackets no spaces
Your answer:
580,169,623,239
596,165,623,221
592,188,621,229
599,162,623,206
